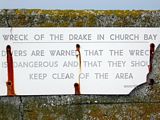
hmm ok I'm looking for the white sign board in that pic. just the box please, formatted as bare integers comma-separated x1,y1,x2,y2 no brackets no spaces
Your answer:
0,28,159,95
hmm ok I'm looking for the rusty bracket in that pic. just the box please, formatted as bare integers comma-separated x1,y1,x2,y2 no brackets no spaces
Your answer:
147,43,155,85
6,45,16,96
74,83,81,95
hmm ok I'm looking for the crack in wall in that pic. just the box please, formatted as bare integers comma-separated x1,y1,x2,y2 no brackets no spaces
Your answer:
19,96,24,120
4,10,11,27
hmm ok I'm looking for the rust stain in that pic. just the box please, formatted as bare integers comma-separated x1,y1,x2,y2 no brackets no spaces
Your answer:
74,44,81,95
6,45,16,96
76,44,81,71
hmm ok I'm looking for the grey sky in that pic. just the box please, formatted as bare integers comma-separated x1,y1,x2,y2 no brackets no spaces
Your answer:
0,0,160,10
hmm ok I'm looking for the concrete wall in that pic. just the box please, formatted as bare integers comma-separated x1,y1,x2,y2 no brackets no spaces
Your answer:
0,9,160,120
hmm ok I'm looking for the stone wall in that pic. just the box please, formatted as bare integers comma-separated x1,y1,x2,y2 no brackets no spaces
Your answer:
0,9,160,27
0,9,160,120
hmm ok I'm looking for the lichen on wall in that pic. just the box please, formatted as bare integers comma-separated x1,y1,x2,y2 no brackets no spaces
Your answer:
0,9,160,27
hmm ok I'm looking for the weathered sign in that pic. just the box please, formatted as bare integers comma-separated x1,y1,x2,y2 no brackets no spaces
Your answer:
0,28,159,95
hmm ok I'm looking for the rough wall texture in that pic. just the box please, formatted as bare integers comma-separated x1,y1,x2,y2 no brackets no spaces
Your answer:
0,9,160,27
0,9,160,120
